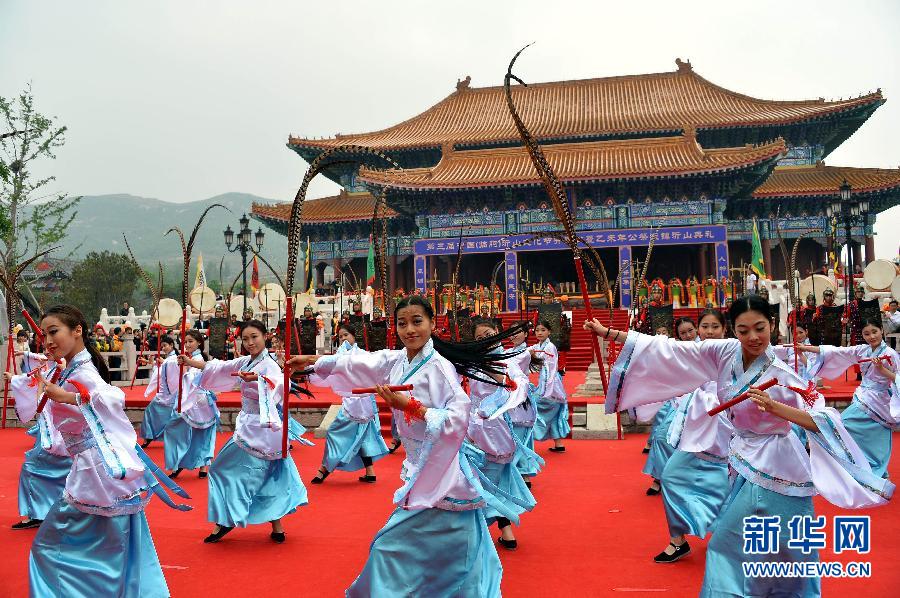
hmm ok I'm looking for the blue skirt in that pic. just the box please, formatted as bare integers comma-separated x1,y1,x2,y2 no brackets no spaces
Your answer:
534,399,570,441
140,401,175,441
322,409,389,473
18,439,71,521
346,507,502,598
642,403,676,480
30,499,168,598
207,437,308,527
661,450,729,538
511,424,540,477
163,417,217,471
841,401,892,479
478,459,537,525
700,475,820,598
791,423,809,448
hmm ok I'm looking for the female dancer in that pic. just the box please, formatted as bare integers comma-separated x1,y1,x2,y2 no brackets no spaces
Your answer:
6,305,188,596
164,329,219,479
773,322,818,447
800,318,899,478
585,296,893,597
11,350,71,530
468,318,538,550
140,335,177,447
654,310,729,563
506,321,543,485
641,317,697,495
179,320,307,544
531,320,568,452
287,295,525,597
308,323,388,484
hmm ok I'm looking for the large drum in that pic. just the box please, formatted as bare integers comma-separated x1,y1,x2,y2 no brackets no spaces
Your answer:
189,285,216,314
154,298,182,327
799,275,836,306
891,276,900,301
259,283,287,312
229,295,258,319
863,259,899,291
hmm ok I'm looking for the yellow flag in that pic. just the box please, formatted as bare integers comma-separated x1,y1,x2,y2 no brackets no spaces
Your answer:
194,253,207,288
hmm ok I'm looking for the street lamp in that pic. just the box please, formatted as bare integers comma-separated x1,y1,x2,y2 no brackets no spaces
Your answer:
825,180,867,313
223,213,265,302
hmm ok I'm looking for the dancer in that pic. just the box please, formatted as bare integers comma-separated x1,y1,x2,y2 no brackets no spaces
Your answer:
799,318,899,478
308,323,389,484
505,321,544,485
773,322,819,447
179,319,307,544
585,296,893,597
531,320,569,452
654,310,729,563
164,329,219,479
140,335,178,448
11,350,71,530
6,305,189,596
468,318,538,551
640,318,697,495
287,295,525,597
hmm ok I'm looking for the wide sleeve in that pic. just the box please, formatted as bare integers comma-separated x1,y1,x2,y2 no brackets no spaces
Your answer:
394,362,471,510
807,407,894,507
11,372,41,423
144,362,160,398
666,384,724,452
605,332,730,414
310,349,401,395
255,358,286,429
807,345,864,380
178,356,208,413
199,356,249,392
484,361,530,420
20,352,47,374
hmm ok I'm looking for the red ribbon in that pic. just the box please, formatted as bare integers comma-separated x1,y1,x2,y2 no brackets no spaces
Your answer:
403,397,425,424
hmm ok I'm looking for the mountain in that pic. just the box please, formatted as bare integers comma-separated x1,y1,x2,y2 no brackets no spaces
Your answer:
46,192,289,288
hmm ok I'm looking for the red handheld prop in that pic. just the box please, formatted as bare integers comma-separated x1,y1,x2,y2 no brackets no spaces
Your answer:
352,384,414,395
35,362,64,414
21,310,44,344
708,378,778,416
858,355,893,366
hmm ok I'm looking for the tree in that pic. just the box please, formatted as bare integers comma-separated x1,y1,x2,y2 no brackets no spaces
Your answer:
61,251,138,318
0,85,80,274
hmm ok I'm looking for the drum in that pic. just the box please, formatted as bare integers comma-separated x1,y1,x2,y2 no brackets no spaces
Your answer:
154,298,183,327
891,275,900,301
799,275,836,306
259,283,287,311
863,259,898,291
189,285,216,313
229,295,258,319
293,293,315,314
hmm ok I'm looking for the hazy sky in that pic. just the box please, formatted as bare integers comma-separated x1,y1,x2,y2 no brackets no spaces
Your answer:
2,0,898,258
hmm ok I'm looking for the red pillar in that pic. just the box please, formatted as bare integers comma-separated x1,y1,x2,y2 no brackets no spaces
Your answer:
864,236,876,265
698,244,708,280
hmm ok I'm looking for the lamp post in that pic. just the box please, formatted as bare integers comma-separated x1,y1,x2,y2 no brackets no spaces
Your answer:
826,180,869,310
224,213,265,305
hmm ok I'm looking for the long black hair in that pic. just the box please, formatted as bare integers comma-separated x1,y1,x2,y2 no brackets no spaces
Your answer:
698,308,726,327
728,295,774,327
395,295,527,385
674,317,696,339
43,305,111,383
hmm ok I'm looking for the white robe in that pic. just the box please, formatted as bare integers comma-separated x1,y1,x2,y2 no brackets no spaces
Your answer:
309,341,376,422
530,339,566,402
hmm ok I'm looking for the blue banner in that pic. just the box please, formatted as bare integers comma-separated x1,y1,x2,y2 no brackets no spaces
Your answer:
414,255,427,294
618,246,633,309
413,225,727,256
505,251,519,313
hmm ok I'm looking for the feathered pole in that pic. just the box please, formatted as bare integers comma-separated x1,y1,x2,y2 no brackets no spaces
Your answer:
504,46,608,394
0,247,57,426
774,209,798,372
283,144,402,458
165,204,226,412
450,225,465,341
123,235,163,388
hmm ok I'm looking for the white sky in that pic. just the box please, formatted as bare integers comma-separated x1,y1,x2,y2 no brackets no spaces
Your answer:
2,0,898,258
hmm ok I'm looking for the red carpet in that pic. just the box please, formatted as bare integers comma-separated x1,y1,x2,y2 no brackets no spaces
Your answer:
0,429,897,597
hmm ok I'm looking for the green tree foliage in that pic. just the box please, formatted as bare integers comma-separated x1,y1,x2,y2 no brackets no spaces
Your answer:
61,251,138,318
0,85,80,272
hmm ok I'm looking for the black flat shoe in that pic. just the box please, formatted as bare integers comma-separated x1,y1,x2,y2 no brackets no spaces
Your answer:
524,480,532,489
203,526,234,544
11,519,42,530
388,440,401,454
270,531,286,543
168,468,183,479
549,446,566,453
140,440,152,449
646,483,661,496
641,446,650,454
198,470,208,479
358,475,377,483
654,541,691,563
498,537,518,551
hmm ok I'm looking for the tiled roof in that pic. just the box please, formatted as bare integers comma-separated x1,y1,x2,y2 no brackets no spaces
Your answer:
288,61,882,151
357,134,787,190
753,164,900,197
252,191,395,224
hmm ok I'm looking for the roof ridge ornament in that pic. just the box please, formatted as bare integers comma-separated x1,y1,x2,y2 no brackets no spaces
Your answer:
675,58,692,73
456,75,471,92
